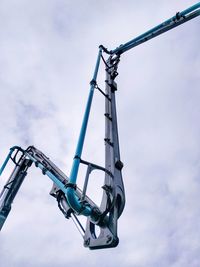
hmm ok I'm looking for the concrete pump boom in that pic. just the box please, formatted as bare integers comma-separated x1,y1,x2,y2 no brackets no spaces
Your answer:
0,2,199,249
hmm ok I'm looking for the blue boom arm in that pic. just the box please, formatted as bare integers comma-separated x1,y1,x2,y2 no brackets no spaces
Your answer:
0,2,199,249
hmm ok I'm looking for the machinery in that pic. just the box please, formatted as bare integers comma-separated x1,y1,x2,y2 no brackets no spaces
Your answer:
0,3,199,249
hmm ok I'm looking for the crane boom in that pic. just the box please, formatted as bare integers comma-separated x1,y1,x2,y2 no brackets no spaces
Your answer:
107,2,200,55
0,2,199,249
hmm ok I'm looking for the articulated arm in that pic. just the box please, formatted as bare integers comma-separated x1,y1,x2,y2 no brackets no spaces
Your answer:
0,146,100,225
0,138,124,249
0,2,199,250
0,52,125,249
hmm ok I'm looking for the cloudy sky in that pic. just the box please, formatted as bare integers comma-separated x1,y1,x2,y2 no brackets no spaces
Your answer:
0,0,200,266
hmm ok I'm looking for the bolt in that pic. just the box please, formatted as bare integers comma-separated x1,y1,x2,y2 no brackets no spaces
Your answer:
84,238,90,246
106,235,112,244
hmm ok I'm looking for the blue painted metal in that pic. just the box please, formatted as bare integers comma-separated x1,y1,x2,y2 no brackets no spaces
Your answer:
0,146,21,176
1,2,200,243
26,152,92,216
65,48,102,215
181,2,200,15
64,3,200,215
111,2,200,55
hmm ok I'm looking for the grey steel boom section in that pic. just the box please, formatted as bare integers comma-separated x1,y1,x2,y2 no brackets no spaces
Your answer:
0,2,199,249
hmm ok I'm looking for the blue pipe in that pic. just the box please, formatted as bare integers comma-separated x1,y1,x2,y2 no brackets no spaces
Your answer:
111,2,200,55
180,2,200,16
65,48,102,215
0,146,22,176
26,153,92,216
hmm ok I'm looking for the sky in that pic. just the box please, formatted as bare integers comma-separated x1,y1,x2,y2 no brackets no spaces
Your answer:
0,0,200,266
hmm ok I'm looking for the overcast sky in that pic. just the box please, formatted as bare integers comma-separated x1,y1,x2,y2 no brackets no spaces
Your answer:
0,1,200,267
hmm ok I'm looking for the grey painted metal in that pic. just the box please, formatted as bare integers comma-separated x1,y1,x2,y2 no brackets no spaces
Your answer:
0,155,32,230
83,55,125,249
